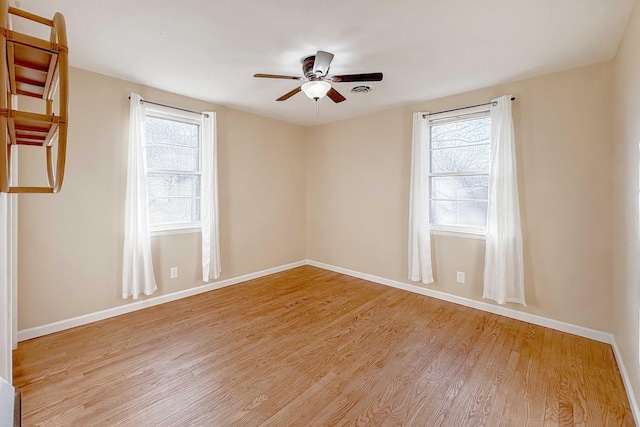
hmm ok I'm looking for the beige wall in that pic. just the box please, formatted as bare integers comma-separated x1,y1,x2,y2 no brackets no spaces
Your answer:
11,11,638,410
613,0,640,412
307,62,614,332
17,68,307,329
15,48,620,347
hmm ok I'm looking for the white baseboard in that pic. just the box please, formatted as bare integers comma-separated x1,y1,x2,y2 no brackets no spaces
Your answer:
306,260,612,344
16,257,615,346
611,336,640,425
17,260,306,342
25,259,611,344
307,260,640,421
17,258,639,421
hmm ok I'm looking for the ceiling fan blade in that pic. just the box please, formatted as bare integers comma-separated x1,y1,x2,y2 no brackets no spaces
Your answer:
326,87,346,103
313,51,334,76
254,73,303,80
331,72,383,83
276,86,302,101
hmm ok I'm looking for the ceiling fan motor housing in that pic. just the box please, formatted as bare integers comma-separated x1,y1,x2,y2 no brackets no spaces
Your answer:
302,55,322,80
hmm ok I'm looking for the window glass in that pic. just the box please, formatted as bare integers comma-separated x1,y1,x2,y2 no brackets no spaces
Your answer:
429,114,490,233
430,176,489,200
146,116,199,147
146,145,199,172
430,145,490,173
147,174,200,198
144,112,201,230
430,117,490,149
430,200,488,228
148,198,200,226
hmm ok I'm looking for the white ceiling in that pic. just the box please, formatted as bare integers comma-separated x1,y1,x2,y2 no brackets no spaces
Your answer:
16,0,635,126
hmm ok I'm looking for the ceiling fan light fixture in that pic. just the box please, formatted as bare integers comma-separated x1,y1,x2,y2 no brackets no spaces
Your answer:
301,81,331,100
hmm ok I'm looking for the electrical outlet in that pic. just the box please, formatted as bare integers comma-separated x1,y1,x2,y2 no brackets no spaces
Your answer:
170,267,178,279
456,271,465,283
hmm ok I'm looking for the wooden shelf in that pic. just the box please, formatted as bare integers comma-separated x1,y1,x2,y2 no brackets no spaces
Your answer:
3,110,61,147
0,0,68,194
6,30,63,100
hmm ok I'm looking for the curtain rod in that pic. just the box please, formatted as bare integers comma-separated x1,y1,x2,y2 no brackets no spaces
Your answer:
422,96,516,119
128,96,209,118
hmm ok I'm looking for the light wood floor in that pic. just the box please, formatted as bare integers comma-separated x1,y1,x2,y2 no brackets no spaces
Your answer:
13,266,633,426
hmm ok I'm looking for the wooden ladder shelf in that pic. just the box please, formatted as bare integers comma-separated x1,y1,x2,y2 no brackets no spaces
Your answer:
0,0,68,193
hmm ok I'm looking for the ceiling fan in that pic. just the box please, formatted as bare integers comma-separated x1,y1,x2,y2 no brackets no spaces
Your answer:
254,50,383,103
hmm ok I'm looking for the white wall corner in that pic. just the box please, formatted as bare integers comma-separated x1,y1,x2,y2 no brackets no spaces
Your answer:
611,336,640,426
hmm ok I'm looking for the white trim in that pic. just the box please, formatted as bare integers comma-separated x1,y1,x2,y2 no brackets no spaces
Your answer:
10,190,16,351
145,106,202,233
151,226,201,237
18,260,306,342
8,137,17,353
17,260,640,425
22,258,615,345
0,194,10,382
309,259,638,417
428,112,491,233
144,104,202,122
306,260,612,343
429,106,490,122
0,139,17,381
16,258,639,420
0,376,15,427
430,227,486,240
611,336,640,425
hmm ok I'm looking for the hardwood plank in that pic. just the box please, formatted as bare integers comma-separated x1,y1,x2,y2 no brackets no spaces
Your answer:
498,323,548,426
12,266,634,426
544,329,564,425
318,307,480,425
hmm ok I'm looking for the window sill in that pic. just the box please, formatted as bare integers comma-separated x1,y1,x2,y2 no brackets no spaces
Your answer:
430,227,486,240
151,227,201,237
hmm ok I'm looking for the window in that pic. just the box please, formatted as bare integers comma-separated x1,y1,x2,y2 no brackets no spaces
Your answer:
144,106,202,232
429,109,490,235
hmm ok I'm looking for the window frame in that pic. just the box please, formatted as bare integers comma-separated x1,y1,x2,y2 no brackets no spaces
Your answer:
428,106,491,238
143,104,203,234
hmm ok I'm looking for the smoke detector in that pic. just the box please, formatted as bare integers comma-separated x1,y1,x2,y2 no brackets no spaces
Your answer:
350,85,372,94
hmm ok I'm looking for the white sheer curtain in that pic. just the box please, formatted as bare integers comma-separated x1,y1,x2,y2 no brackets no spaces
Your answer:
483,95,525,305
201,112,221,282
408,112,434,284
122,93,157,299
